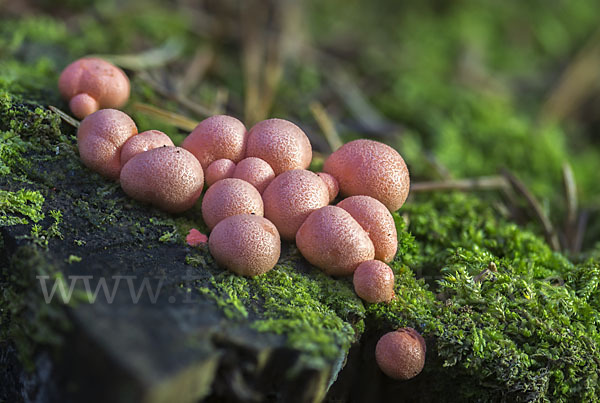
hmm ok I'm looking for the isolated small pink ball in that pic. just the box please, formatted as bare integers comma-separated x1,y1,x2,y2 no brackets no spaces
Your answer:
182,115,247,169
120,146,204,213
205,159,236,187
324,139,410,211
120,130,174,166
201,178,264,230
245,118,312,175
77,109,138,180
233,157,275,194
353,260,395,303
337,195,398,263
209,215,281,277
376,328,426,380
296,206,375,276
59,57,130,119
317,172,339,202
262,169,329,240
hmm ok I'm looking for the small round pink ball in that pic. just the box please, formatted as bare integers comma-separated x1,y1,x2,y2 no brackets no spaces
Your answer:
120,146,204,213
233,157,275,194
205,159,236,187
353,260,395,303
120,130,174,166
201,178,264,230
182,115,247,169
77,109,138,180
375,328,426,380
245,118,312,175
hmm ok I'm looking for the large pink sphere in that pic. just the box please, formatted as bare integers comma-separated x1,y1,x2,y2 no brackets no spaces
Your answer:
324,139,410,211
245,118,312,175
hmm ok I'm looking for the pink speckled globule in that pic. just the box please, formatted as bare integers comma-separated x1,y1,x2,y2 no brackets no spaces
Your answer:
209,214,281,277
120,146,204,213
120,130,174,166
262,169,329,240
201,178,264,230
205,159,236,187
353,260,395,303
296,205,375,276
324,139,410,212
233,157,275,194
375,328,426,380
59,58,130,119
77,109,137,180
338,195,398,262
245,118,312,175
182,115,247,169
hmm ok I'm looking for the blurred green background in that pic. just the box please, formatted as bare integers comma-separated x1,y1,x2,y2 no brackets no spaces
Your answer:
3,0,600,253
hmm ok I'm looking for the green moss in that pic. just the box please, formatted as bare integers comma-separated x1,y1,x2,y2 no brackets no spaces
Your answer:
0,245,71,371
187,247,365,369
360,193,600,402
0,189,45,226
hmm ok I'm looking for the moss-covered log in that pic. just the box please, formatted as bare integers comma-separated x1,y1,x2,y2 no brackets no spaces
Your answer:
3,2,600,402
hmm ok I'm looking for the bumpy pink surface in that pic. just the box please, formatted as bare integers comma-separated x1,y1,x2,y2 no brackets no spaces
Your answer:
317,172,339,202
120,130,174,166
77,109,138,180
296,206,375,276
186,228,208,246
337,195,398,262
182,115,247,169
262,169,329,240
69,94,99,120
201,178,264,230
245,118,312,175
375,328,426,380
205,159,236,187
324,139,410,211
59,58,130,119
353,260,395,303
233,157,275,194
120,146,204,213
209,214,281,277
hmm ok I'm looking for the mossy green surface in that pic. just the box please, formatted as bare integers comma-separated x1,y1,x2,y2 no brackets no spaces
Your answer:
2,2,600,402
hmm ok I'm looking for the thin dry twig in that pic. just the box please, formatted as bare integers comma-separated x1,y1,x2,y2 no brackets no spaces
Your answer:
474,262,498,284
212,87,229,115
540,27,600,123
309,101,343,152
572,210,589,255
241,0,301,125
410,176,509,193
133,103,198,132
562,162,578,251
241,0,267,125
502,169,561,251
177,46,214,96
92,38,184,71
138,71,214,118
322,65,394,136
48,105,80,128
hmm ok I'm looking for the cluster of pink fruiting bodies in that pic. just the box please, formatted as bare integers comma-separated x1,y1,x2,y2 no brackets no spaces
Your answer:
60,57,425,380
